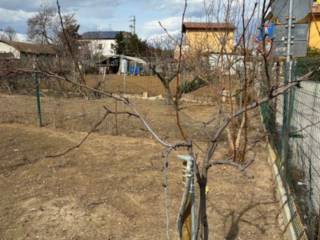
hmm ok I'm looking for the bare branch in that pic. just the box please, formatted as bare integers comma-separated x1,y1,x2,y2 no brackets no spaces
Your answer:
103,106,139,118
46,110,109,158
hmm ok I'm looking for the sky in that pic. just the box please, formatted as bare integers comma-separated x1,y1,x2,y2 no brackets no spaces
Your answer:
0,0,212,41
0,0,260,41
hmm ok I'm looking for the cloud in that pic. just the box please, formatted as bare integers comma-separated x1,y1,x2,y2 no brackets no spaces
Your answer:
143,0,205,18
0,0,261,42
0,8,35,33
0,0,123,35
0,8,34,22
0,0,123,12
0,0,43,12
144,16,181,34
143,15,203,40
143,0,259,22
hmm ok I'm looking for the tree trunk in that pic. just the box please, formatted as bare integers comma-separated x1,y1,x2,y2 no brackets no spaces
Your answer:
198,179,209,240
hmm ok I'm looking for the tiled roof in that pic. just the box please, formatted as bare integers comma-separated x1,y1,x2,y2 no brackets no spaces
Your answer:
312,3,320,15
182,22,236,32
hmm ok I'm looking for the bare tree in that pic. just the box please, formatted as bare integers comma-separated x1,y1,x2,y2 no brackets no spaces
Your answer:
26,2,88,93
0,26,17,41
27,4,56,44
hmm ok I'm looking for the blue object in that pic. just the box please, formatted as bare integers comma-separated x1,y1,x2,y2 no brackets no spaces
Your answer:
256,24,274,42
129,66,135,75
135,66,140,75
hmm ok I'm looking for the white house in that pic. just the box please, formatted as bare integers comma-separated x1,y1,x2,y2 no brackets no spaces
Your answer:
80,31,127,57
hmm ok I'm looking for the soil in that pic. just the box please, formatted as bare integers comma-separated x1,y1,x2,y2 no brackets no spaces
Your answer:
0,93,284,240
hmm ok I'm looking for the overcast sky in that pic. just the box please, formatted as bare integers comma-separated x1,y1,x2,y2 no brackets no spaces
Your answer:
0,0,262,42
0,0,215,41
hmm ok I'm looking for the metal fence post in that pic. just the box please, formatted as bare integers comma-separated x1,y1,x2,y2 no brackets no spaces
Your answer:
33,57,43,127
281,0,294,180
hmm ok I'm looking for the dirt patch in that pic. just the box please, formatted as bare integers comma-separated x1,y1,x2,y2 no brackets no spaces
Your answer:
0,124,284,239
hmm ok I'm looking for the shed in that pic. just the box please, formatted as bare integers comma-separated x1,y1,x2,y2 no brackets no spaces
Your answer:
98,55,147,75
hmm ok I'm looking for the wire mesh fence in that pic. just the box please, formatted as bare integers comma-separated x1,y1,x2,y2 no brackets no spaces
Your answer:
289,82,320,239
261,57,320,240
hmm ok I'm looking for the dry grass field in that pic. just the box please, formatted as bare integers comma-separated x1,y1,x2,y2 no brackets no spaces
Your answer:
0,94,216,140
0,89,285,239
85,74,221,99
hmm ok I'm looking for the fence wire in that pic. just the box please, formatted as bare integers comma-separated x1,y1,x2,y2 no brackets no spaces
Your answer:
289,81,320,240
262,57,320,240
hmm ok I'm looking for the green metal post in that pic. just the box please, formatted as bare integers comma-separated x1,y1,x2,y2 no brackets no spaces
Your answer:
281,64,290,178
281,0,294,181
33,58,43,127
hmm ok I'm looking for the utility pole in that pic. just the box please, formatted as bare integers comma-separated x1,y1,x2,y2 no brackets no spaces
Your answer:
129,16,136,35
286,0,294,85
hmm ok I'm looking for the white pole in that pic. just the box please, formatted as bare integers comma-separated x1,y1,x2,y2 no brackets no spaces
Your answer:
286,0,294,84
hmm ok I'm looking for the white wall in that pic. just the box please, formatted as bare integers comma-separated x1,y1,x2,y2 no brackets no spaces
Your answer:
209,53,244,75
86,39,116,56
0,42,20,58
289,81,320,213
276,81,320,214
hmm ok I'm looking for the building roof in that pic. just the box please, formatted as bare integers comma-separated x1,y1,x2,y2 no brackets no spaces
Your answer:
312,3,320,15
100,55,147,65
182,22,236,32
81,31,123,40
299,3,320,23
124,55,147,65
0,40,56,55
0,52,15,59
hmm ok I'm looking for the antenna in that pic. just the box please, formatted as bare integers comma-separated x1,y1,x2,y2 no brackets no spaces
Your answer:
129,16,136,35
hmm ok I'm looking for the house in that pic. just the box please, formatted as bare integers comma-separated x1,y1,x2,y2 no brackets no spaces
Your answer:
0,40,57,60
80,31,128,57
176,22,237,75
308,2,320,50
181,22,235,55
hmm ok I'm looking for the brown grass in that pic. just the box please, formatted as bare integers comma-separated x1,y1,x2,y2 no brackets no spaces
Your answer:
0,123,283,240
85,74,220,99
0,93,283,239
